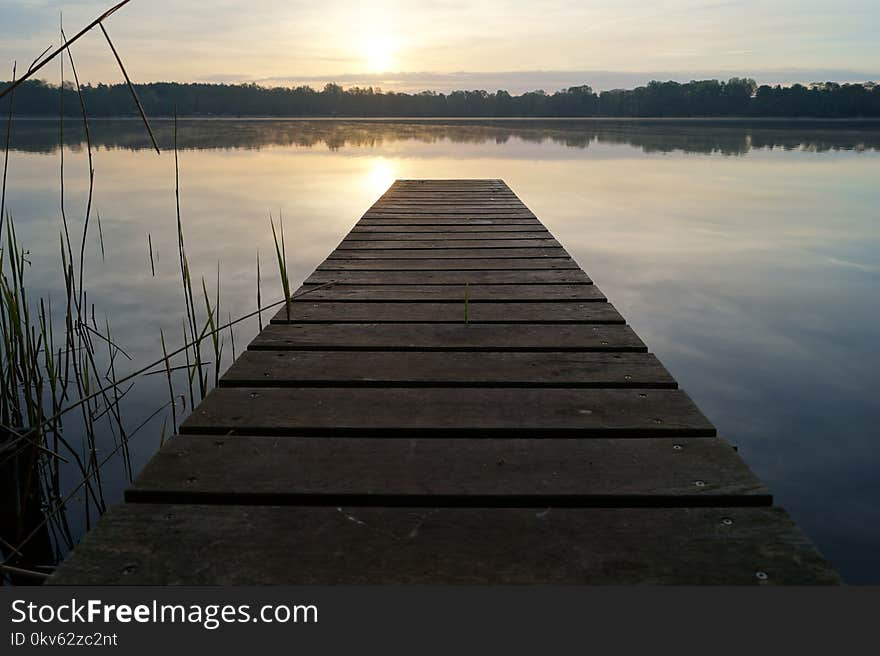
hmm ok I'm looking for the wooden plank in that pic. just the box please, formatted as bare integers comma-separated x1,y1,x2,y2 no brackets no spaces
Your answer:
49,504,839,585
383,188,514,192
357,218,542,226
368,202,530,207
326,248,569,260
383,187,513,192
249,323,647,352
364,211,537,217
126,436,767,506
179,387,716,437
337,239,558,249
361,211,537,224
221,351,674,388
388,191,511,195
352,224,546,233
384,192,514,196
345,231,552,240
374,198,526,203
304,270,592,285
377,197,522,202
387,188,515,191
392,182,507,186
378,194,520,201
370,204,531,209
269,301,625,324
394,178,501,181
362,217,538,223
385,186,514,191
378,192,519,196
393,184,507,190
318,258,578,270
292,284,605,302
376,195,521,200
372,195,524,200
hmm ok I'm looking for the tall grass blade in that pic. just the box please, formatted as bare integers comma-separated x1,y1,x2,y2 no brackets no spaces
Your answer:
269,213,291,321
0,62,14,242
98,23,160,155
0,1,135,101
148,234,155,276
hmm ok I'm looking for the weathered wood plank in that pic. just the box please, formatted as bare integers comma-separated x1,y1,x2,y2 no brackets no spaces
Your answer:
318,258,578,270
345,231,552,240
392,186,508,191
326,248,569,260
352,225,544,233
49,504,838,585
126,436,767,506
395,179,505,185
373,200,528,209
292,284,604,302
180,387,715,437
337,239,559,249
269,301,624,324
364,211,537,218
376,195,522,200
248,323,647,352
369,212,534,218
357,218,542,226
370,207,529,212
221,351,673,388
377,194,518,200
304,270,592,285
377,194,520,201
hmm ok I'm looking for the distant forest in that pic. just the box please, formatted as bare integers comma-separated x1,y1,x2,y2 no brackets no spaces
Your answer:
2,78,879,118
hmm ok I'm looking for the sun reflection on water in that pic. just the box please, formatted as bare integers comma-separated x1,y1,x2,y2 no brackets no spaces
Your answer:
366,157,396,195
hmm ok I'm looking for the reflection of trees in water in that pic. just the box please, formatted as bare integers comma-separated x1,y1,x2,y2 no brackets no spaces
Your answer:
8,119,880,156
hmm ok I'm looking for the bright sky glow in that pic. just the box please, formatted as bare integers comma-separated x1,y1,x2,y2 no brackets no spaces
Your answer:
1,1,877,92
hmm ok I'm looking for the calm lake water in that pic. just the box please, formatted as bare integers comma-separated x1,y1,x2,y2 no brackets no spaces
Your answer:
4,119,879,583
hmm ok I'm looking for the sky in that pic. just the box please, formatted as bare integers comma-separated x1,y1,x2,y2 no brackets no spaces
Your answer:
1,0,878,93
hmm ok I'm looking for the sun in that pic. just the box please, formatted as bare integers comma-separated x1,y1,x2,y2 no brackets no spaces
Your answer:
362,34,397,73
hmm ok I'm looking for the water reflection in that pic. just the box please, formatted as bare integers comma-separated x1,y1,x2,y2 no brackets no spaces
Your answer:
7,118,880,155
2,119,879,583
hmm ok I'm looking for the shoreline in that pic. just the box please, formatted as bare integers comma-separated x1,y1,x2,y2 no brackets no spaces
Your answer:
9,115,880,125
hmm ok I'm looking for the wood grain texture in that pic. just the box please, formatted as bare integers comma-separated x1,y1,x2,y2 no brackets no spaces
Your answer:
304,270,592,284
248,323,647,352
292,284,604,302
269,301,624,324
318,257,577,270
337,239,559,249
126,436,767,506
49,504,839,585
325,250,571,261
221,351,674,388
357,218,541,225
372,201,529,207
352,223,544,232
361,211,537,223
345,231,552,240
179,387,716,437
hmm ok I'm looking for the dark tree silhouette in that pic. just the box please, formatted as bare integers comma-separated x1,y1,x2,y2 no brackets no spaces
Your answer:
2,78,878,118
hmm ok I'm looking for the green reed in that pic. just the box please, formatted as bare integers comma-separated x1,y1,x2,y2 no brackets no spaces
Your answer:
0,1,302,583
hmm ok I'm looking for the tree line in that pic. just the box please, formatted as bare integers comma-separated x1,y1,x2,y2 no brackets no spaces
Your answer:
2,78,879,118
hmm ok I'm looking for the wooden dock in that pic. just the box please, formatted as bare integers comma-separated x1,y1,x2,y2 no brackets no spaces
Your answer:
50,179,838,585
